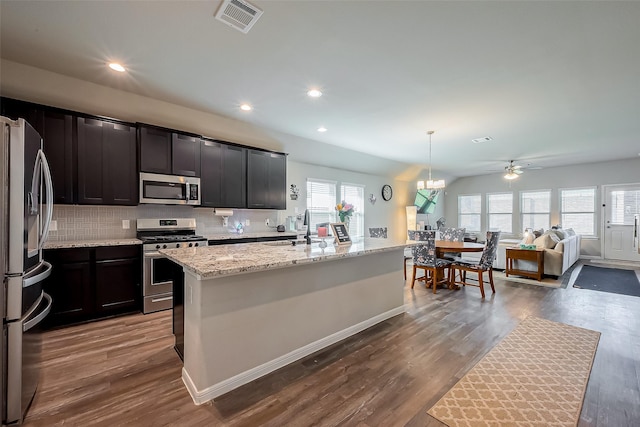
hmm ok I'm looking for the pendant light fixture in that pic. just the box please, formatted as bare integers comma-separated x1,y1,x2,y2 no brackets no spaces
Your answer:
417,130,445,190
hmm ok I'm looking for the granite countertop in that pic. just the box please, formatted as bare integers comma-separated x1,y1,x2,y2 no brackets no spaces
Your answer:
205,231,298,241
44,238,142,249
160,238,408,279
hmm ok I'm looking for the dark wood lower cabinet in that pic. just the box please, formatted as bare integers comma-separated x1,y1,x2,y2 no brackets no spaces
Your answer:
44,245,141,328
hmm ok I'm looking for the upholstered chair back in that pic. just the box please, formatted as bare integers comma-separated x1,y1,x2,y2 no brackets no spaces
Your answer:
369,227,388,238
439,227,466,242
479,231,502,269
413,231,437,266
408,230,433,241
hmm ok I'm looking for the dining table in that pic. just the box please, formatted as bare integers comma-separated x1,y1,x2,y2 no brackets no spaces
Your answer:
407,240,486,289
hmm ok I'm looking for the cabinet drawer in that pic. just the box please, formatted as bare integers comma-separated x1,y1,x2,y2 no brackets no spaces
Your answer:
143,293,173,313
45,248,91,263
95,245,140,261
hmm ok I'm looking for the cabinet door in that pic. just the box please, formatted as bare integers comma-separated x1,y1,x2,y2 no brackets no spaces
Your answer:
42,248,93,328
77,117,105,204
104,122,137,205
77,118,137,205
95,257,140,314
222,145,246,207
268,153,287,210
139,126,172,174
172,133,201,177
247,149,286,209
200,140,223,207
38,110,75,204
247,149,270,208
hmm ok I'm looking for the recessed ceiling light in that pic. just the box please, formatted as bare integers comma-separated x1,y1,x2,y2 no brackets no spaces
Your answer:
471,136,493,144
108,62,126,72
240,104,252,111
307,89,322,98
317,127,327,133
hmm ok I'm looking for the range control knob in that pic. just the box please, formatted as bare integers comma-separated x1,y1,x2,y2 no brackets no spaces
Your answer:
188,243,193,247
176,243,180,248
156,245,161,249
194,242,199,247
162,244,167,249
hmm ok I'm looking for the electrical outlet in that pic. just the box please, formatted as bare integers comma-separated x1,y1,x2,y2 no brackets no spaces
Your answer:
49,220,57,231
265,218,270,226
245,219,250,226
122,220,130,229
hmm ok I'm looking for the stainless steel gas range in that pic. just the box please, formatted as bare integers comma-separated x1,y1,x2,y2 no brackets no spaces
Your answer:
136,218,207,314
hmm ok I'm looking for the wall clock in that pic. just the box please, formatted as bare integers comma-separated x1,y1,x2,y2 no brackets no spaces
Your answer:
381,184,393,201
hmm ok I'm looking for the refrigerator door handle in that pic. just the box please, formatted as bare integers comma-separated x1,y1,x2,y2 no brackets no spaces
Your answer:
38,149,54,247
23,260,52,289
23,292,53,332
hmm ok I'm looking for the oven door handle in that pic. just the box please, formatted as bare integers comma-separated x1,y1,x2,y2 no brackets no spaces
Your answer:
145,252,166,259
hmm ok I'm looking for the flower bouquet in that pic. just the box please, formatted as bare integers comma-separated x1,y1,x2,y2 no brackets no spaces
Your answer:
335,201,354,225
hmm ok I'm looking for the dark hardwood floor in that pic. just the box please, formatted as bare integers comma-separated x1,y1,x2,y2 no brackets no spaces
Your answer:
23,263,640,426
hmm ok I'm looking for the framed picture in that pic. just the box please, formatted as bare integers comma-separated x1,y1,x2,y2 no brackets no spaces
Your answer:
330,222,351,245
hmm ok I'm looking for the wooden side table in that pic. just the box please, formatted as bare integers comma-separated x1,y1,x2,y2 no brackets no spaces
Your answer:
505,247,545,281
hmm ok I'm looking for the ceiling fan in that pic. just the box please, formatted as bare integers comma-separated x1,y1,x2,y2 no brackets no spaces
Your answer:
504,160,524,180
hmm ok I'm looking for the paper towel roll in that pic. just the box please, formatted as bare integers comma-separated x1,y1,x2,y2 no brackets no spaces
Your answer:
214,209,234,217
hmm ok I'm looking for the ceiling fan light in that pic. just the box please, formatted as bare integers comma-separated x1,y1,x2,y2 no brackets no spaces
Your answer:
504,172,520,180
417,180,425,190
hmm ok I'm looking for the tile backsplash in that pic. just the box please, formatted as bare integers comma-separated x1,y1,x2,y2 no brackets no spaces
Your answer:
48,205,281,241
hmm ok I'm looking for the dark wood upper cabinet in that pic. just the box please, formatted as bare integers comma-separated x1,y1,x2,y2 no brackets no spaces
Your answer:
77,117,137,205
139,125,201,177
30,109,75,204
201,140,246,208
172,133,201,177
139,125,172,174
247,149,287,209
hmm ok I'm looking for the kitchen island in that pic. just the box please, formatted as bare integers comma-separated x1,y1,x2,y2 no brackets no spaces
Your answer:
160,238,407,404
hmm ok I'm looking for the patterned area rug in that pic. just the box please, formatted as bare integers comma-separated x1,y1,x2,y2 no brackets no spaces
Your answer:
427,317,600,427
493,270,562,288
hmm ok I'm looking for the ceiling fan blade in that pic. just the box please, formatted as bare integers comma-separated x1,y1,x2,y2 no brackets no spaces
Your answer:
512,165,523,169
515,169,523,174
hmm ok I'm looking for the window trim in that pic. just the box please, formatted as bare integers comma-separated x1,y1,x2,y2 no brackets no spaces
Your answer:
559,186,597,237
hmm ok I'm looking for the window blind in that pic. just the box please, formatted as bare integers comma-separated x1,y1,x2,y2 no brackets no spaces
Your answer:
306,179,336,233
561,188,596,235
340,183,365,238
458,194,481,232
487,192,513,233
610,189,640,225
521,190,551,231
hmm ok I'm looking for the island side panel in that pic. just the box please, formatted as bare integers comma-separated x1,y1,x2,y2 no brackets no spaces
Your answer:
182,248,404,401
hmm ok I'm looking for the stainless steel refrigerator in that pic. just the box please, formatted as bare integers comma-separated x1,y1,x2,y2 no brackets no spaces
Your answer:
1,116,54,425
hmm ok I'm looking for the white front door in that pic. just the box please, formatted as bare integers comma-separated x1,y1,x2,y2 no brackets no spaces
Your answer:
603,184,640,261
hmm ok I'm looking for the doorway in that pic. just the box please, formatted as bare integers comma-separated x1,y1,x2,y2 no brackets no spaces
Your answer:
603,184,640,261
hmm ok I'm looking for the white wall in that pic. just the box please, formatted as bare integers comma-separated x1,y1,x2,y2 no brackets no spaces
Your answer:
443,157,640,256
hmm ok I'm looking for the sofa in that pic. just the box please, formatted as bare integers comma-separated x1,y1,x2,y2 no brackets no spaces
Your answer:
493,229,581,277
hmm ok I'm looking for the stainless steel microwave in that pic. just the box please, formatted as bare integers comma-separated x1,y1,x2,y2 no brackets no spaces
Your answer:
139,172,200,205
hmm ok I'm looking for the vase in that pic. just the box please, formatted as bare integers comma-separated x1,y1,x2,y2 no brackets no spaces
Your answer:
343,217,350,232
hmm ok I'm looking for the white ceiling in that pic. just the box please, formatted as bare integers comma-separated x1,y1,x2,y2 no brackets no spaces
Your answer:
1,0,639,179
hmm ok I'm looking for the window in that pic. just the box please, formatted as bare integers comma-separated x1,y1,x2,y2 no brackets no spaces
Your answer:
521,190,551,231
610,189,640,225
458,194,481,232
306,178,336,232
560,187,596,236
340,183,365,238
487,192,513,233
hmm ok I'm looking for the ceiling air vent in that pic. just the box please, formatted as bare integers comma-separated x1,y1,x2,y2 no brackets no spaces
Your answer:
214,0,263,34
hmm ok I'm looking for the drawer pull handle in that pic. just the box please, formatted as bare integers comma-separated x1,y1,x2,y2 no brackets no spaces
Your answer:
151,296,173,303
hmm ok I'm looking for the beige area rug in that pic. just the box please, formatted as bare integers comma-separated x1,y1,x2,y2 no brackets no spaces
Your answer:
427,316,600,427
492,270,562,288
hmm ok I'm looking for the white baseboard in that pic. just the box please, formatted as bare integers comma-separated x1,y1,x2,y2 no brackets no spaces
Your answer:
182,305,406,405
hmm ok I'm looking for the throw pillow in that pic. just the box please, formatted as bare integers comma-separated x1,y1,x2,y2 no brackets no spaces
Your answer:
565,228,576,236
533,233,557,249
549,229,566,240
533,228,544,238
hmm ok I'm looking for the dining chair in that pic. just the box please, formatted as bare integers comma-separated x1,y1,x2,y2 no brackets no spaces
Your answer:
448,231,501,298
410,230,452,293
368,227,388,238
438,227,466,260
404,229,430,279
